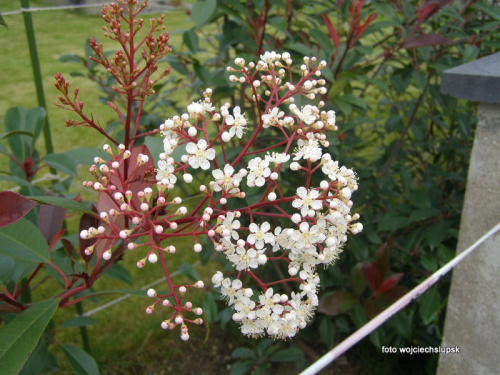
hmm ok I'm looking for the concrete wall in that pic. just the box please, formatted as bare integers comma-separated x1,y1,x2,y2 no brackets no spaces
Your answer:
438,56,500,375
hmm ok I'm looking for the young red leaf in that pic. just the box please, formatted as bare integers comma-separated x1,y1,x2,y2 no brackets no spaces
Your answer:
378,272,404,294
38,198,66,243
0,191,38,228
321,14,340,49
418,0,453,25
363,262,381,293
401,33,451,49
382,285,408,302
356,12,378,40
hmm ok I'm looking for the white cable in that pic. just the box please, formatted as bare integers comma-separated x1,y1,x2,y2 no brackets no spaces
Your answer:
300,222,500,375
1,3,102,16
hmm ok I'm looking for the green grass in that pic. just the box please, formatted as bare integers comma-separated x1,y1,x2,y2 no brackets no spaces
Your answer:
0,0,193,187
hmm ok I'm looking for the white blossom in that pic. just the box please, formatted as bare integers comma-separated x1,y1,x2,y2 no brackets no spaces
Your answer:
185,139,215,170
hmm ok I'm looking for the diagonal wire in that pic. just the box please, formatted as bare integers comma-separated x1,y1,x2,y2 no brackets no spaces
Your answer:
300,222,500,375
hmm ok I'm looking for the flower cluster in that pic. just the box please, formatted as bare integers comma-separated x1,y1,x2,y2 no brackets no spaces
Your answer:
80,50,361,340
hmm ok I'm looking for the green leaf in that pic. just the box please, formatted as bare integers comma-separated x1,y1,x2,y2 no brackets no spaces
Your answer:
231,347,254,360
230,360,254,375
4,107,46,161
144,136,163,165
59,316,99,328
203,293,218,323
178,263,200,282
191,0,217,28
104,263,133,286
41,153,77,177
419,287,441,324
319,317,336,348
0,299,59,375
61,344,99,375
63,147,110,166
269,347,303,362
408,207,440,223
183,29,200,54
28,196,93,214
349,263,366,296
378,213,408,232
0,218,50,263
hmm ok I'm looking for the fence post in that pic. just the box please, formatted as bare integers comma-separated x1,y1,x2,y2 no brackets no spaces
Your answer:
437,53,500,375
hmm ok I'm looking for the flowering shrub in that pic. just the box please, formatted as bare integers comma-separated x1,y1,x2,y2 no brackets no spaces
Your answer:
76,45,361,340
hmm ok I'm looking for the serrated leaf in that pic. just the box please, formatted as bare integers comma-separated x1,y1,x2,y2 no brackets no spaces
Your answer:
0,299,59,375
61,344,99,375
144,136,163,165
0,191,38,228
178,263,200,282
191,0,217,28
29,196,93,214
408,207,440,223
419,287,441,324
0,218,50,263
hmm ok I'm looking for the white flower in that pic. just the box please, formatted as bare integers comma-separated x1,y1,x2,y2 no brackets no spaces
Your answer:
185,139,215,170
220,277,243,305
292,187,323,216
265,152,290,166
247,222,275,250
247,157,271,187
293,105,317,125
225,106,247,139
156,160,177,185
221,211,241,240
260,51,278,64
187,100,215,119
322,160,340,181
228,246,262,270
162,130,179,155
261,107,284,128
293,132,322,162
212,164,242,193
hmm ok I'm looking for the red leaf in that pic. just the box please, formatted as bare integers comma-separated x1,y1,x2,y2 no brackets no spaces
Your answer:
38,194,66,243
0,191,38,227
378,272,404,294
402,33,451,49
318,291,358,316
357,12,378,39
418,0,453,25
363,262,381,292
321,14,339,49
382,285,408,301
